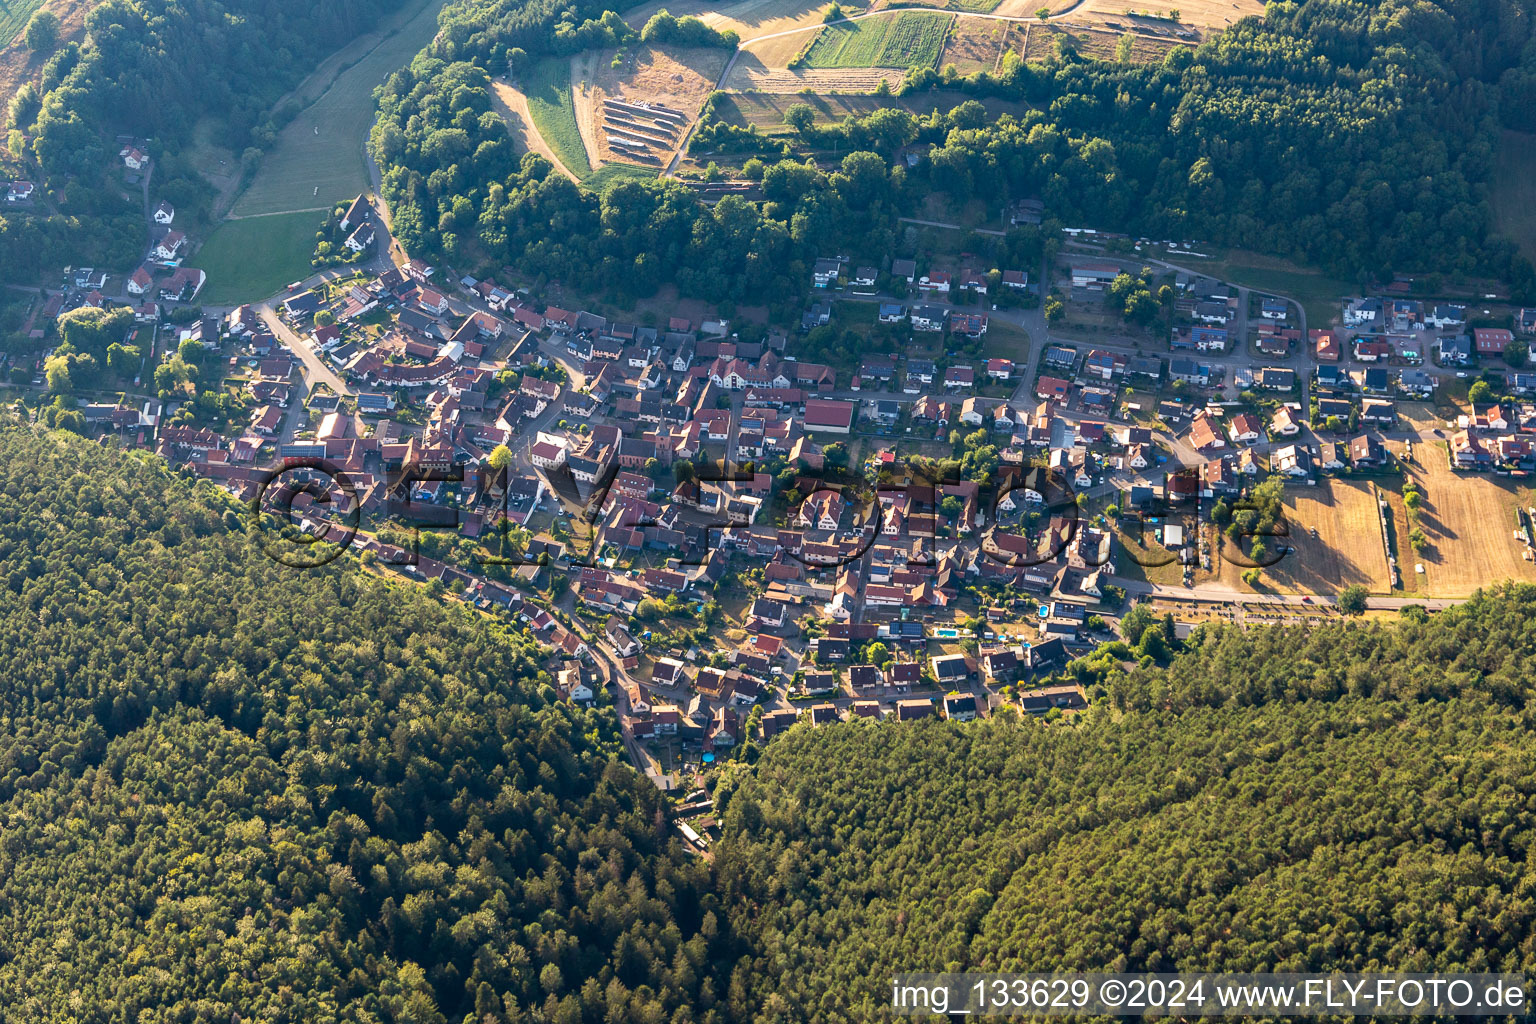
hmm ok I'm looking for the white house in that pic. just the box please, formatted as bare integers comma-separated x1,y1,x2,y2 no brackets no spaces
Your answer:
1227,412,1262,443
153,230,186,262
530,439,567,469
153,201,174,225
344,224,376,252
1343,297,1381,327
917,271,951,295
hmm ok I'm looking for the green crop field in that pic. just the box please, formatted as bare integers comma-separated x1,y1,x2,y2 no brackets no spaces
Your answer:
582,162,656,193
229,0,445,217
188,211,321,303
523,58,592,178
801,12,951,70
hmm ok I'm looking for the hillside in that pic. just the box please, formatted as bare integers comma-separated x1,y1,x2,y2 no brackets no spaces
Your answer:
711,594,1536,1020
0,426,728,1023
373,0,1536,302
8,421,1536,1022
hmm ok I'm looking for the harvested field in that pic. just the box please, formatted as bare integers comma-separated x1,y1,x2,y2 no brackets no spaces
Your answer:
722,54,905,91
989,0,1096,16
715,88,1033,129
1397,454,1536,597
1214,478,1391,596
586,44,728,168
940,20,1010,73
623,0,836,43
1003,0,1261,31
800,11,952,68
1019,22,1190,62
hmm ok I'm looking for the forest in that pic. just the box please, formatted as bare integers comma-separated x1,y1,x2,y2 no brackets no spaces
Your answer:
371,0,1536,302
0,425,735,1023
9,420,1536,1021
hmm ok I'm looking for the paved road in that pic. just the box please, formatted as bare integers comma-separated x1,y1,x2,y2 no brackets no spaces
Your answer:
257,305,354,397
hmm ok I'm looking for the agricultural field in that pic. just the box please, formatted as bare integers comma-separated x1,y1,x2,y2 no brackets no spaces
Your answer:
1019,22,1189,63
712,88,1032,131
977,0,1082,16
1396,453,1536,597
522,58,593,178
1492,130,1536,266
0,0,49,56
583,162,659,192
490,80,581,181
622,0,844,44
229,0,446,217
939,20,1010,74
1213,478,1392,595
800,12,952,69
720,56,905,91
583,44,728,169
188,211,321,304
997,0,1262,32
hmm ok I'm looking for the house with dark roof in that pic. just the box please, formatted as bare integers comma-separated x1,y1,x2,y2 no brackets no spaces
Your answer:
930,652,971,684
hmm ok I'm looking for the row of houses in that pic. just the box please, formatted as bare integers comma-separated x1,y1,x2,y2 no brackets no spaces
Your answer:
812,257,1029,296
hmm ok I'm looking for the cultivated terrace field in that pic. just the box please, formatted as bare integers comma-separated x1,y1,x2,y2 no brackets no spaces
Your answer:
721,56,905,91
799,11,952,68
521,57,593,177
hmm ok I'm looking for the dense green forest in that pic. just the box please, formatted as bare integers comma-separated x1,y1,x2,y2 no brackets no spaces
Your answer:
0,426,733,1022
374,0,1536,302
